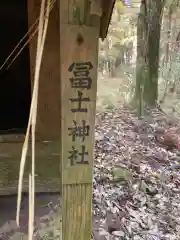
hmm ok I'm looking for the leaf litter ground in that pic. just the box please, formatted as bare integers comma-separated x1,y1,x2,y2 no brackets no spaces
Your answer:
1,106,180,240
93,106,180,240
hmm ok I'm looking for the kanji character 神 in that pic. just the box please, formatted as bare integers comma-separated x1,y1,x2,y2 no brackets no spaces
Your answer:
68,120,90,142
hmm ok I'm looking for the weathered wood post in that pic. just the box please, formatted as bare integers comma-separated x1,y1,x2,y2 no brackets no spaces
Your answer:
59,1,100,240
59,0,114,239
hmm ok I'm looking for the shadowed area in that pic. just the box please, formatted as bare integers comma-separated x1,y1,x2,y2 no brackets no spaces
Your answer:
0,193,61,239
0,0,31,133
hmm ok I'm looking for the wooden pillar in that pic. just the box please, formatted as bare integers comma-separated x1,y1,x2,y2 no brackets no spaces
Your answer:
28,0,61,139
59,1,101,239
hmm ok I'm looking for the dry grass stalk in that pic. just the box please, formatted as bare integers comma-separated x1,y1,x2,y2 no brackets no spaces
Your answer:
15,0,52,239
0,0,56,72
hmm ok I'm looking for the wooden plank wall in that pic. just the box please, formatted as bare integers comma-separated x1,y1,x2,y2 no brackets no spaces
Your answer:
28,0,61,139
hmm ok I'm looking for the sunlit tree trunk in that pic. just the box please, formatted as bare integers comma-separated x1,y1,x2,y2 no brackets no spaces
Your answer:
135,0,165,114
161,5,173,102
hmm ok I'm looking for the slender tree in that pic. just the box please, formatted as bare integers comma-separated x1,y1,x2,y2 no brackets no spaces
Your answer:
135,0,165,115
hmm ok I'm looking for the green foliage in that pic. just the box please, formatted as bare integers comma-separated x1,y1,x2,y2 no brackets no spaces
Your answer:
165,0,180,9
116,0,126,12
103,99,116,111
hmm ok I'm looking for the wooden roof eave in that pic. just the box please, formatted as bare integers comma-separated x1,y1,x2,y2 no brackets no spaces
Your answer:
100,0,115,40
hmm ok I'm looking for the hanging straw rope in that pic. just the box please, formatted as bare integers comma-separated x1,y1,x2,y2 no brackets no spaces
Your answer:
15,0,53,239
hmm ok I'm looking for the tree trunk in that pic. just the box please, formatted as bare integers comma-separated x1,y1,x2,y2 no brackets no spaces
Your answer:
160,6,173,102
135,0,164,112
